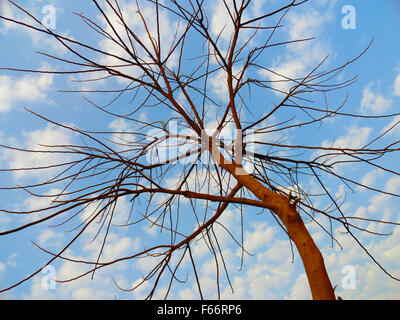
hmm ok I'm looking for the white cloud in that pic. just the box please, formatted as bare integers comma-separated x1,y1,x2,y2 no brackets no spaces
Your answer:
320,207,400,300
0,1,69,55
23,256,123,300
108,118,137,153
360,83,392,115
0,0,16,33
334,239,400,300
71,286,114,300
131,279,151,299
384,175,400,194
394,74,400,96
190,210,238,260
5,124,74,181
288,273,311,300
287,8,325,41
78,193,134,243
102,236,139,262
210,1,235,43
221,251,297,300
313,126,373,169
97,0,179,83
0,72,53,113
209,66,244,102
367,194,390,215
382,115,400,137
178,287,197,300
242,222,276,253
258,240,293,264
325,126,372,149
260,4,334,94
23,188,64,214
210,69,230,102
357,169,384,192
22,276,58,300
0,210,12,228
37,229,65,248
37,31,74,55
6,253,18,268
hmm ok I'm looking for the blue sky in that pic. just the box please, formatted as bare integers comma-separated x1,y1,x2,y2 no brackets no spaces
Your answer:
0,0,400,300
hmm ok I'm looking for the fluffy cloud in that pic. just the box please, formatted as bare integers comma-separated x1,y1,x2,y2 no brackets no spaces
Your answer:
22,258,120,299
242,222,276,253
259,3,335,94
288,273,311,300
182,198,400,300
97,0,179,83
37,229,65,248
209,0,266,48
324,126,372,149
329,228,400,300
207,0,335,99
313,126,373,169
210,1,235,43
5,124,74,181
23,188,64,212
357,169,384,192
0,1,69,54
0,72,53,113
360,83,392,115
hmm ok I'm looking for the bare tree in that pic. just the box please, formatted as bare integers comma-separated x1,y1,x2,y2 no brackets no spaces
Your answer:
1,0,399,300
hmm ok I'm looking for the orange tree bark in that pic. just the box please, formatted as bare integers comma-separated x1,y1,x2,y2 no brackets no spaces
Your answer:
211,145,336,300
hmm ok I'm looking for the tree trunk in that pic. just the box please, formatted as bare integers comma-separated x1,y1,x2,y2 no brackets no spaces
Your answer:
213,149,336,300
275,202,336,300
